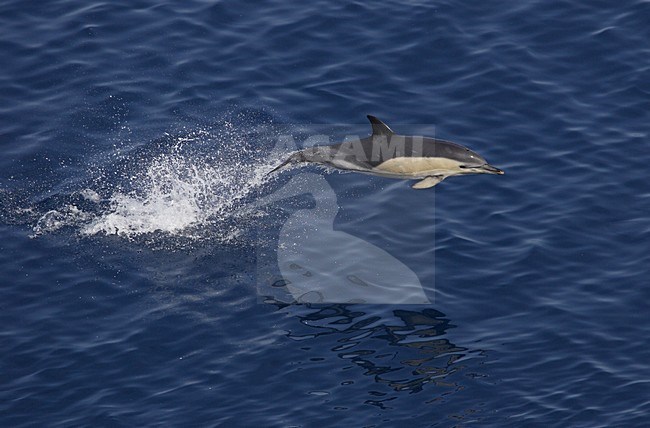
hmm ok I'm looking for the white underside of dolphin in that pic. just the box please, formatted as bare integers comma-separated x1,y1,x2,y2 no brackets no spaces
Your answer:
269,115,504,189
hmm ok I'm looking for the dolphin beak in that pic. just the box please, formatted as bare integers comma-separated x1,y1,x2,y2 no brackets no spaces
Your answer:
481,164,505,175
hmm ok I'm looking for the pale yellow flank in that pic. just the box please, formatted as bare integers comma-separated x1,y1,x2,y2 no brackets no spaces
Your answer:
373,157,465,176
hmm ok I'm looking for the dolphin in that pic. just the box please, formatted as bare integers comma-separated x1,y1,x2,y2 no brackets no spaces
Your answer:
269,115,504,189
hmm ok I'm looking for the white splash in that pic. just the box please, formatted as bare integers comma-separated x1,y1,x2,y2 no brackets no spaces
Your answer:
32,205,93,237
81,127,272,240
82,159,211,237
79,188,101,203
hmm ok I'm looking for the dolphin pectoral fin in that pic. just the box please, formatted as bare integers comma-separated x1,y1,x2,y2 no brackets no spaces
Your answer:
412,175,443,189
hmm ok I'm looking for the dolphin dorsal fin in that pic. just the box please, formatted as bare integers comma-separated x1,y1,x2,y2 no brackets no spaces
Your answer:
367,115,394,136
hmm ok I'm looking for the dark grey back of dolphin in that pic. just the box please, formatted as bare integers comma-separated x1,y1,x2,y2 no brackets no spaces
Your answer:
307,115,488,169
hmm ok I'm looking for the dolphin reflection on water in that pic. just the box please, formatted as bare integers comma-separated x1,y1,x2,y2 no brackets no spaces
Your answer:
253,173,430,304
284,305,469,395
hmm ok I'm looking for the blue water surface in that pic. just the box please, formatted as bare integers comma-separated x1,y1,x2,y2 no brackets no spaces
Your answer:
1,0,649,426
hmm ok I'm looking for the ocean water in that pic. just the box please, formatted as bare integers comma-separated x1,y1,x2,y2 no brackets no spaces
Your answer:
1,0,649,426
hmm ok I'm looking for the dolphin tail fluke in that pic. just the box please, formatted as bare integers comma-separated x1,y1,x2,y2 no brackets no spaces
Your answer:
267,152,304,176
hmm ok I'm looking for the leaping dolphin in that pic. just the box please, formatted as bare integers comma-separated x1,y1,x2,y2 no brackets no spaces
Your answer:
269,115,504,189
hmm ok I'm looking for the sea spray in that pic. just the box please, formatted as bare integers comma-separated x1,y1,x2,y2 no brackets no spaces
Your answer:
29,119,289,243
